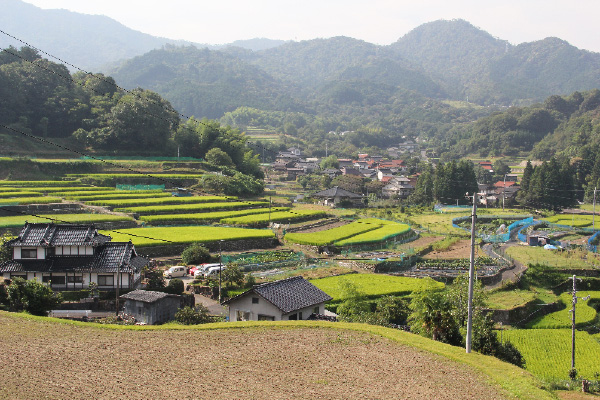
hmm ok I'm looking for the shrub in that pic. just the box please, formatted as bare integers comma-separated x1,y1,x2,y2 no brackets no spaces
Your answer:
174,305,212,325
6,278,62,316
166,278,184,295
181,243,211,265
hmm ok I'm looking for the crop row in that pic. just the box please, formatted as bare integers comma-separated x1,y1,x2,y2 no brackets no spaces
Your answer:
102,226,275,247
503,329,600,380
116,201,268,215
88,195,235,208
526,291,600,329
138,207,289,225
221,210,327,227
0,180,81,186
55,189,164,197
0,214,133,228
26,186,114,193
0,196,62,205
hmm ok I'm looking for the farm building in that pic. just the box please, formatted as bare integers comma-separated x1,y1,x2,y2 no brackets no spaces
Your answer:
223,276,332,322
120,290,182,325
312,186,363,207
0,223,149,291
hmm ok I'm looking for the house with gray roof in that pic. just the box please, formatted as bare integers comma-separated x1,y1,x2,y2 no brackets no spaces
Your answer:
223,276,332,321
0,223,149,291
120,289,182,325
311,186,364,207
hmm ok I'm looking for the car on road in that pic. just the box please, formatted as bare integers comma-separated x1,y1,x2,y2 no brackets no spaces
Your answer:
163,266,187,279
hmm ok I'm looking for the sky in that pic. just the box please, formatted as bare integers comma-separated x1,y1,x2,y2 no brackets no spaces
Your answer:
22,0,600,53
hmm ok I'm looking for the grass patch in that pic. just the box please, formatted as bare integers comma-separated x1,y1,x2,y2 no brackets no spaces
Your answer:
506,246,600,270
542,215,596,228
486,289,537,309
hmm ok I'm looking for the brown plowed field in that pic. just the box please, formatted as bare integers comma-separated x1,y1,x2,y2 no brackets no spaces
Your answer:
0,314,506,400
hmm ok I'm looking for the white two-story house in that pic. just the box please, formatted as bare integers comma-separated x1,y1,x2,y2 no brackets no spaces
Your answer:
0,223,149,291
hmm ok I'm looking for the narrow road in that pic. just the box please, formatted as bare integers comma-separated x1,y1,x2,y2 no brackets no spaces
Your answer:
482,242,527,289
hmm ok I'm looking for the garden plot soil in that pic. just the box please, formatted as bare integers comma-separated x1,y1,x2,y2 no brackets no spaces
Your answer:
424,239,474,259
0,315,507,400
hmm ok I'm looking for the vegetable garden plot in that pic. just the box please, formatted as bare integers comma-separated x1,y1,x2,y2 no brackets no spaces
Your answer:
503,329,600,381
101,226,275,247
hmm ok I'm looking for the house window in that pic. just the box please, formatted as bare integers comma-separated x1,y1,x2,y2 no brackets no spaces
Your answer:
42,275,51,283
21,248,37,258
313,306,320,314
257,314,274,321
67,275,83,283
98,275,114,286
288,313,298,320
50,276,65,285
252,297,259,304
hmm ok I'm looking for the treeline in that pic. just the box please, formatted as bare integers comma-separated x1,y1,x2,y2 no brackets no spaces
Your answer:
0,46,262,179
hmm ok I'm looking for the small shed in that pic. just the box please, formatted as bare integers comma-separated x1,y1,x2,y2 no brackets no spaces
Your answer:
223,276,332,322
120,290,182,325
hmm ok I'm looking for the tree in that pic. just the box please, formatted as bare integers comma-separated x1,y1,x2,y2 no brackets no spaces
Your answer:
0,234,12,265
408,289,462,345
166,278,184,295
320,155,339,170
222,265,244,288
336,280,370,322
142,265,166,290
205,148,235,167
6,278,62,316
181,243,211,265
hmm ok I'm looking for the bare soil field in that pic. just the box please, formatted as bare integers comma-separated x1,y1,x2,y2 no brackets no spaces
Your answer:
424,239,473,259
0,314,508,400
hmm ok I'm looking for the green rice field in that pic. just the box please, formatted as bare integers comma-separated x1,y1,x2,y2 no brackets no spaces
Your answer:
102,226,275,247
138,208,290,225
526,291,600,329
65,192,172,201
88,195,235,208
0,181,81,186
285,218,411,246
503,329,600,381
310,274,444,302
505,246,600,270
115,201,266,214
0,196,62,205
0,191,43,198
220,210,327,226
0,214,133,228
542,214,596,228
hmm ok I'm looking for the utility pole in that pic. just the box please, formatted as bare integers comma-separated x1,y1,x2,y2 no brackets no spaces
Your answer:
593,187,597,232
466,192,478,353
218,240,224,304
570,275,591,373
502,174,506,211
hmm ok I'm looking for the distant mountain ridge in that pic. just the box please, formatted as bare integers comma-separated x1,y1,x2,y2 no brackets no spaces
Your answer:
4,1,600,115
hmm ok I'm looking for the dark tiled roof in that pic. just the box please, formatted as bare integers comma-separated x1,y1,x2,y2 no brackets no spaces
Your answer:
0,242,149,274
120,290,179,303
10,223,111,247
225,276,331,313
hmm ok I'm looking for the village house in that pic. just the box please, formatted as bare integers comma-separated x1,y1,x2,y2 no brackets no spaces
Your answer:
0,223,149,291
223,276,332,321
312,186,364,207
120,289,182,325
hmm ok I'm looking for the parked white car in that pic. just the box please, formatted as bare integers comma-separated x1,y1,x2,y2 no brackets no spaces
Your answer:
163,266,187,279
192,263,222,278
203,264,225,279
